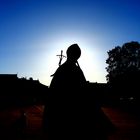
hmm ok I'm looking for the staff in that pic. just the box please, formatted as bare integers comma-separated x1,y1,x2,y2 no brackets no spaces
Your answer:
56,50,66,66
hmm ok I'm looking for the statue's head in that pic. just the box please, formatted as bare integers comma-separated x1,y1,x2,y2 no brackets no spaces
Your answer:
66,44,81,62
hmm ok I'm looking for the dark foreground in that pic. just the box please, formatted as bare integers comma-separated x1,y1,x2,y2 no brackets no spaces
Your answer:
0,105,140,140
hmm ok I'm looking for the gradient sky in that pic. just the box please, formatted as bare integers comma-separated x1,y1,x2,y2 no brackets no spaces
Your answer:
0,0,140,86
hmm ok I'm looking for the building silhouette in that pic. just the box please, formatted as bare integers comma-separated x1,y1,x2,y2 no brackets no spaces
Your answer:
0,74,48,109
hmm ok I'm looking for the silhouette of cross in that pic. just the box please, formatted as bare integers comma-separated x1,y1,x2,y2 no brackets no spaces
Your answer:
56,50,66,66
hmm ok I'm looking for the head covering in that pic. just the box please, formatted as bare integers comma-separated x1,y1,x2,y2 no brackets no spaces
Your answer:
66,44,81,61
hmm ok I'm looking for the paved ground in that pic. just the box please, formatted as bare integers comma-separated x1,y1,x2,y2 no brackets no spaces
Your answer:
0,105,45,140
0,105,140,140
102,107,140,140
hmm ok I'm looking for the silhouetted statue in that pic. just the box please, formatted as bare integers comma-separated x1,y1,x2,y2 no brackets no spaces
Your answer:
43,44,116,140
43,44,88,138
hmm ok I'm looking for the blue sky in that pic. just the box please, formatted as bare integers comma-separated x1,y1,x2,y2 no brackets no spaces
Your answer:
0,0,140,86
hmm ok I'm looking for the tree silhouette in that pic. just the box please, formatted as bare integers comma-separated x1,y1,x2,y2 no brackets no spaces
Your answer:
106,41,140,97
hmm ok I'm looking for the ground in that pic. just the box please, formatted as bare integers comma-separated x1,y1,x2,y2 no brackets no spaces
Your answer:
0,105,140,140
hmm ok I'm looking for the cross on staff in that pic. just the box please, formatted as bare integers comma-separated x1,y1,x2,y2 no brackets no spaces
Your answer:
56,50,66,66
50,50,66,77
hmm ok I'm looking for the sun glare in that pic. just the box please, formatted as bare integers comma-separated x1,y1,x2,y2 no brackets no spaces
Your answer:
38,33,107,86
